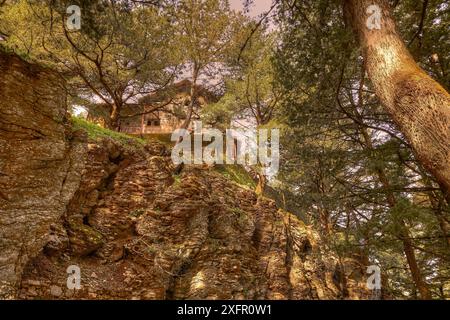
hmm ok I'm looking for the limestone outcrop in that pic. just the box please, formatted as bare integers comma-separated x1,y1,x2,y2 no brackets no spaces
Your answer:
1,52,369,300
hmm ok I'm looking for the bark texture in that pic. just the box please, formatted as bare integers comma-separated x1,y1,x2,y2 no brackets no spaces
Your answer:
344,0,450,198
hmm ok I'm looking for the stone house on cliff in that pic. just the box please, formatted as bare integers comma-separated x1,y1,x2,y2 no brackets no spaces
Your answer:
87,80,217,134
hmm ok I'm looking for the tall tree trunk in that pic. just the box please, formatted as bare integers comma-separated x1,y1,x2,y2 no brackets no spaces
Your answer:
318,207,332,236
347,60,432,298
141,106,146,135
360,128,432,299
110,104,121,131
181,64,199,130
344,0,450,200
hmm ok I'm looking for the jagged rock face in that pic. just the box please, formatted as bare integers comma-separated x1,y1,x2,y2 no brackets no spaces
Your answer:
1,52,369,300
18,139,369,300
0,53,85,299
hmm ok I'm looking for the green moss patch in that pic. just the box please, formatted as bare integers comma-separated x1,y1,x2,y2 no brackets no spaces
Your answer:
72,116,146,149
214,165,256,189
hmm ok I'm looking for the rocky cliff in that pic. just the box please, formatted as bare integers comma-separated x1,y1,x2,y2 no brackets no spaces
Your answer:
0,52,369,300
0,52,85,299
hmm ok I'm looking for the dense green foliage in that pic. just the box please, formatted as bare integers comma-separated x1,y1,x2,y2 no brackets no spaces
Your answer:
273,0,450,299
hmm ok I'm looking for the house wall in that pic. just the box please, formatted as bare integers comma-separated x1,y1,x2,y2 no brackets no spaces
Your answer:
120,108,185,135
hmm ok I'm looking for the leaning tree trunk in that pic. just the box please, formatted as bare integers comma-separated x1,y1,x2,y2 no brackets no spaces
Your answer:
344,0,450,200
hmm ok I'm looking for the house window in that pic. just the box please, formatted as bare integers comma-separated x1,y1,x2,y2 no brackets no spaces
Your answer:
147,119,161,127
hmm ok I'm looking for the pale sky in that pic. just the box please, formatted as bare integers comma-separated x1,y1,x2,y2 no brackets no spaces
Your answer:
229,0,273,18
